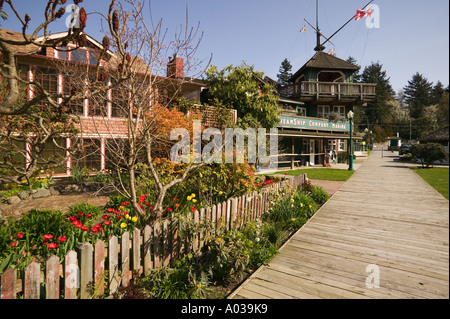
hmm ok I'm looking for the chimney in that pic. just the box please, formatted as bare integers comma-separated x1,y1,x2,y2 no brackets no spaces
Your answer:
167,55,184,79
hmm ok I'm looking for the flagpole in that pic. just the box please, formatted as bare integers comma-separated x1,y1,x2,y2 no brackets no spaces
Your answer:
321,0,374,47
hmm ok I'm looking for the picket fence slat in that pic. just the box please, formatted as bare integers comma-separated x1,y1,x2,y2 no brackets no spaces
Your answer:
109,236,119,294
1,268,17,299
24,261,40,299
94,240,105,297
46,255,60,299
0,174,305,299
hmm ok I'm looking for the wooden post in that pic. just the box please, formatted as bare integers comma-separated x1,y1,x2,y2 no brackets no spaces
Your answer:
77,242,93,299
1,268,17,299
24,261,40,299
94,240,105,297
153,221,161,268
46,255,60,299
132,228,141,275
121,232,130,287
109,236,119,294
163,220,170,266
64,250,78,299
143,225,153,276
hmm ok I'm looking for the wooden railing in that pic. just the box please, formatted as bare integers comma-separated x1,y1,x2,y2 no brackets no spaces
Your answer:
279,81,376,101
0,174,306,299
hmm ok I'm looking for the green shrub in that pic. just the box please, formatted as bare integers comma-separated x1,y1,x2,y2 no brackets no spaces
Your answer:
309,186,330,205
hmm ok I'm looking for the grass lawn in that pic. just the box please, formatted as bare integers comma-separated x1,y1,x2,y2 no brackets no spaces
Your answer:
412,167,449,200
274,168,355,181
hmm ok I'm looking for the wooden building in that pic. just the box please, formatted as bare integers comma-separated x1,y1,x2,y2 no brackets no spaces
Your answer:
276,51,376,168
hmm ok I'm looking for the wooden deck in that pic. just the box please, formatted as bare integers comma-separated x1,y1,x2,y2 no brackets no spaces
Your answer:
229,150,449,299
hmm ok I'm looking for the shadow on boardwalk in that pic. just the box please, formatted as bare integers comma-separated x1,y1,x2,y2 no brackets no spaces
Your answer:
230,149,449,299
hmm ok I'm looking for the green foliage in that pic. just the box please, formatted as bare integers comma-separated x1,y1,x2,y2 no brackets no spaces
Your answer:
412,167,449,200
277,58,293,87
203,63,280,129
309,185,330,205
404,72,433,119
411,143,449,168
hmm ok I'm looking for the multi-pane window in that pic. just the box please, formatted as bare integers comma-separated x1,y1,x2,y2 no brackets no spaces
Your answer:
34,67,58,111
333,106,346,119
62,72,85,115
73,138,102,171
111,80,128,118
317,106,330,118
39,138,67,174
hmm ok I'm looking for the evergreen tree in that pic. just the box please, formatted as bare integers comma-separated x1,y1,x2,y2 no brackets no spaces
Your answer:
431,80,446,105
346,56,362,82
360,62,395,127
276,58,293,87
403,72,433,119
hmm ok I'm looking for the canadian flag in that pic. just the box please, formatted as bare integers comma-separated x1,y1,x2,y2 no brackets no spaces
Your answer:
355,5,373,20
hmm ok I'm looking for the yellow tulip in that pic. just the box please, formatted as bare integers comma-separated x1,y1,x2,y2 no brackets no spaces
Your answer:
192,199,197,203
187,196,192,201
218,191,223,195
132,216,138,222
120,222,127,228
191,193,196,198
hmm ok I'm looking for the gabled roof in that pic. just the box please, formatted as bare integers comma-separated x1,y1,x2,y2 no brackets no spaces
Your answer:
290,51,359,82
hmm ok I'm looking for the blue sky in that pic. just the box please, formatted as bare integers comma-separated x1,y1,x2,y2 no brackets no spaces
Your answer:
2,0,449,93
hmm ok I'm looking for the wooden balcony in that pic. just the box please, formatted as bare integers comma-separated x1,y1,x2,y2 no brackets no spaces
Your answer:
279,81,376,104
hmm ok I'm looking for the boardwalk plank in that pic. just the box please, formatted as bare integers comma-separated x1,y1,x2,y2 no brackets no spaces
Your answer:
229,150,449,299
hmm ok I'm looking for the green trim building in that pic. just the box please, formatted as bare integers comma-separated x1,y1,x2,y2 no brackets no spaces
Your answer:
276,51,376,168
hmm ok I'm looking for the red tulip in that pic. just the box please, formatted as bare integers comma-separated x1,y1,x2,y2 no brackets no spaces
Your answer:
68,216,77,221
58,236,67,243
87,214,93,218
78,212,84,216
47,243,58,249
43,234,54,241
81,226,89,232
167,208,173,212
104,220,112,226
17,233,24,239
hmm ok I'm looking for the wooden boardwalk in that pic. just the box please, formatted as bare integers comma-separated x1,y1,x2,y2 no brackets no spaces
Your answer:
229,150,449,299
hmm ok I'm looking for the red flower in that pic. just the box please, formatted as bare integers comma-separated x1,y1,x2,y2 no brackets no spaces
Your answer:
72,220,82,228
58,236,67,243
86,214,93,218
78,212,84,216
43,234,54,241
191,207,195,213
173,197,178,201
68,216,77,221
47,243,58,249
104,220,112,226
10,241,18,247
167,208,173,212
102,214,110,220
175,203,180,209
91,227,99,233
107,208,114,212
17,233,24,239
284,172,287,175
81,226,89,232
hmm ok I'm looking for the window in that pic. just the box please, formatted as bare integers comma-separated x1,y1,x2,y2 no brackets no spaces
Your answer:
39,138,67,174
57,47,69,60
317,106,330,118
35,67,58,111
89,51,98,65
297,107,307,116
62,72,85,115
71,49,87,64
73,139,102,171
88,75,107,117
333,106,346,119
338,139,346,151
110,80,128,118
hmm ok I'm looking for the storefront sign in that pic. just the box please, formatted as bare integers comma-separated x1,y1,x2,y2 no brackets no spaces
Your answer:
278,116,349,132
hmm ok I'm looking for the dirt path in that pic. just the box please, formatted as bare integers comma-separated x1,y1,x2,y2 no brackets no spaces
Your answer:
308,179,345,196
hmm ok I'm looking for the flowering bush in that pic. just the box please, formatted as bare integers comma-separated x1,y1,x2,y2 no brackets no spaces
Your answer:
0,202,143,274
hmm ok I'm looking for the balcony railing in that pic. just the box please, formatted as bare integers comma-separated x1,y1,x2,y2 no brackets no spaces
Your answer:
279,81,376,102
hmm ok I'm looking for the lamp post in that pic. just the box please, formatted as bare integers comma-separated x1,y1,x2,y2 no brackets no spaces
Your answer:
364,128,369,151
347,110,354,171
